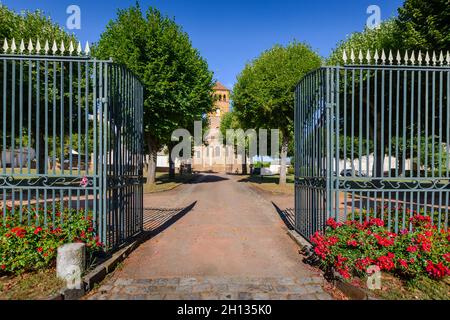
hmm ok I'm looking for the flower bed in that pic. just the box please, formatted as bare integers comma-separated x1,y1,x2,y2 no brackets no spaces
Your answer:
0,206,103,275
311,214,450,281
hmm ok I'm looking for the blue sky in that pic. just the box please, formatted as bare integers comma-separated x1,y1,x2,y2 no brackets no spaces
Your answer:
2,0,404,89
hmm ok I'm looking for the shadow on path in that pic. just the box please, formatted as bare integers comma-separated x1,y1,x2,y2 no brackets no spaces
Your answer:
272,202,295,231
143,202,197,237
189,175,229,184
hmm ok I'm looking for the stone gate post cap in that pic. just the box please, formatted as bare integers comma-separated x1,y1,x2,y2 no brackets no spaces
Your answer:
57,242,86,252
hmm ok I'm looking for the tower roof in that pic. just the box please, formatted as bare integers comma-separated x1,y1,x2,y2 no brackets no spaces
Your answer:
213,81,230,91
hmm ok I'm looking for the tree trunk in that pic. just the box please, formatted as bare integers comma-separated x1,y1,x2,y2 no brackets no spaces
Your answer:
146,135,157,185
168,145,175,179
279,136,289,185
38,131,46,174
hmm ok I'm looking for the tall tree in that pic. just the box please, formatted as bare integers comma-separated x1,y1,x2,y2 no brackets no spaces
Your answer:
94,5,214,184
232,41,322,185
397,0,450,50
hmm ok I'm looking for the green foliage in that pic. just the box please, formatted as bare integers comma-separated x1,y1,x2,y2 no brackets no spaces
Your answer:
232,41,322,139
0,207,102,275
397,0,450,50
0,5,76,45
328,20,402,66
94,5,215,151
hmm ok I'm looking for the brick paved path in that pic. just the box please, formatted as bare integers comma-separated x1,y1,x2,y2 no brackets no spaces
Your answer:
87,174,332,300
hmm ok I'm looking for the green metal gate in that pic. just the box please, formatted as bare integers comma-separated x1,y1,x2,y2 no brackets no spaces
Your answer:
0,39,144,250
295,49,450,240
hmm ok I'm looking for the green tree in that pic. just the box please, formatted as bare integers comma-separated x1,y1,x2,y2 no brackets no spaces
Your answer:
232,41,322,185
94,4,214,184
397,0,450,50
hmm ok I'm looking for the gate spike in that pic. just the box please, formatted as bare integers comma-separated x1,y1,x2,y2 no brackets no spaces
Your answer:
3,39,9,53
410,51,416,65
35,39,41,54
439,51,444,65
10,38,17,53
432,51,437,66
425,51,430,65
358,50,363,64
84,41,90,55
52,40,58,55
446,51,450,65
19,39,25,53
418,50,423,65
374,49,379,64
388,50,393,65
60,40,65,55
77,41,82,55
44,40,49,55
342,49,348,64
27,39,34,53
69,41,74,55
350,49,355,64
403,50,409,65
366,49,372,64
381,49,386,64
396,50,401,65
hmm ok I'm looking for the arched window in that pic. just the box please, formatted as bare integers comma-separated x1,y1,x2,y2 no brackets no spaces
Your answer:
215,146,221,157
223,95,227,101
218,95,222,101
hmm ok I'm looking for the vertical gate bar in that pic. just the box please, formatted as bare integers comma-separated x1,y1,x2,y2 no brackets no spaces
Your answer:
335,68,340,221
409,69,415,227
11,60,15,178
98,61,103,245
93,60,98,232
18,60,23,219
366,68,370,215
2,58,7,178
84,61,89,213
401,68,407,228
35,60,41,223
19,60,23,176
52,61,57,176
60,60,65,177
373,68,378,180
380,68,385,218
69,60,73,176
431,70,436,218
44,60,49,224
103,62,108,247
417,70,422,215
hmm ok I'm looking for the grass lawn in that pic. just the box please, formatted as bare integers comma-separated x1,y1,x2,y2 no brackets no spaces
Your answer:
0,269,64,300
143,172,198,194
365,273,450,300
240,174,295,195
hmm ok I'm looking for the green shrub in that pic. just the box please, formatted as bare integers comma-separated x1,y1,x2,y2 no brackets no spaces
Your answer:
311,215,450,280
0,206,102,275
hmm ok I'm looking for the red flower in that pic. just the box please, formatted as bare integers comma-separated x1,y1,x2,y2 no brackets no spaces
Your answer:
369,218,384,227
326,218,340,230
398,259,409,269
37,247,43,253
34,227,43,235
443,253,450,263
407,246,418,253
347,240,359,247
355,257,373,271
11,227,26,238
426,261,450,279
376,253,395,271
374,234,395,247
1,265,5,270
